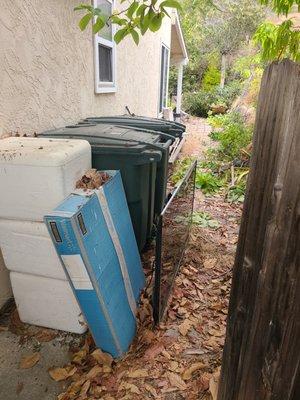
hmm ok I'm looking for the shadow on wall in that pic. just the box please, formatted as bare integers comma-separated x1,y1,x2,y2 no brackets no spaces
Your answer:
0,250,12,309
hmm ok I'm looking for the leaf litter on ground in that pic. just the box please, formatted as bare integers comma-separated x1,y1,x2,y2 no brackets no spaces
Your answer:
49,192,241,400
7,118,242,400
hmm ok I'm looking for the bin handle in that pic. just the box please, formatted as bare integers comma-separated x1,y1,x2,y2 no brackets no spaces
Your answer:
116,125,176,143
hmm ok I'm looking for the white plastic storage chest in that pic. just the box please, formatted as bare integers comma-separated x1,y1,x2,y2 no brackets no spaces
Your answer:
0,220,67,279
10,271,86,333
0,137,91,221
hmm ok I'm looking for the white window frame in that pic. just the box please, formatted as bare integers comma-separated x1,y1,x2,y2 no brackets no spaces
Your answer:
93,0,117,94
158,43,170,115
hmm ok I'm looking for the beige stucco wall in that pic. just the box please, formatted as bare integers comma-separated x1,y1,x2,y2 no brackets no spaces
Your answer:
0,0,172,135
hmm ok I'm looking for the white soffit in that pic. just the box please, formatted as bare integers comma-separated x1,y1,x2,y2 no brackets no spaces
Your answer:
170,10,189,66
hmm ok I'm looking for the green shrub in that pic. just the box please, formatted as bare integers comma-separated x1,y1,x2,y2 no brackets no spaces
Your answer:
208,111,244,129
202,65,221,91
217,121,252,160
207,111,252,160
184,82,242,117
213,81,242,106
183,90,216,117
195,171,222,194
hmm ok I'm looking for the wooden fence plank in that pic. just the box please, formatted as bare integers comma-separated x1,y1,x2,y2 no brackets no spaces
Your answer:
218,60,300,400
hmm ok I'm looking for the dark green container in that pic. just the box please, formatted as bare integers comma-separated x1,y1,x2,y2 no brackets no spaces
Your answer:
83,115,186,139
39,124,171,250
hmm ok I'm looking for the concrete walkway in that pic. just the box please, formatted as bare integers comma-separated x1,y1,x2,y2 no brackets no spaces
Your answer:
0,328,74,400
181,117,212,159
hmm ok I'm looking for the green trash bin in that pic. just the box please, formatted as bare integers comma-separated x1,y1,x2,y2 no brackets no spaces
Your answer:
39,124,171,250
83,115,186,139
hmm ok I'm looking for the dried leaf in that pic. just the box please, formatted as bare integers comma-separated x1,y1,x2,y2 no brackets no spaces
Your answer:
144,343,165,359
200,372,211,391
168,361,179,372
142,329,156,344
35,328,57,342
144,383,158,397
204,258,217,269
72,349,88,364
182,362,206,380
127,369,148,378
49,366,77,381
80,379,91,397
166,372,187,390
121,382,141,394
91,349,113,367
86,365,103,380
19,353,40,369
178,319,193,336
209,368,220,400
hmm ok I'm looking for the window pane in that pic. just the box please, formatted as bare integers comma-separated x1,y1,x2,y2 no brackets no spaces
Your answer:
98,44,113,82
159,46,169,112
97,0,112,41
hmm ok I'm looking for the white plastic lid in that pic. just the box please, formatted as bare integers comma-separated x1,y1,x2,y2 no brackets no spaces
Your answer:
0,137,91,167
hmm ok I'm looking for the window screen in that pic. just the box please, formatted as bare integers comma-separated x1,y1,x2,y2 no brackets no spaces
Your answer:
159,45,170,112
98,44,113,82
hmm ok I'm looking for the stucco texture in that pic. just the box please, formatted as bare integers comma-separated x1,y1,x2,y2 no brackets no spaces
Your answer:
0,0,171,135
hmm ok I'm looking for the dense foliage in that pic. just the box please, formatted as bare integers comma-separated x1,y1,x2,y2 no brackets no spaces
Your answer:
172,111,253,202
184,82,241,117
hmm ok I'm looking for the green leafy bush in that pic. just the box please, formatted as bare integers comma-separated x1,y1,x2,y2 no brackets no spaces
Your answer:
208,111,252,160
184,83,241,117
195,171,222,194
208,111,244,129
217,121,252,160
202,65,221,91
183,90,216,117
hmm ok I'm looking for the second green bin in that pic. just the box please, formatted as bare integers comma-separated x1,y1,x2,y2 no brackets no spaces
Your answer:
39,124,171,250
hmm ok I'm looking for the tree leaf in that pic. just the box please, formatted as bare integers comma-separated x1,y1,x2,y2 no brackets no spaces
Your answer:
160,0,183,11
131,30,140,45
114,27,130,44
126,1,139,19
149,13,163,32
79,13,93,31
136,4,148,17
74,4,93,12
92,16,106,34
20,352,40,369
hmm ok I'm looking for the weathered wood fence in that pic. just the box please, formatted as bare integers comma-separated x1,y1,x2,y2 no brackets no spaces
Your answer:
218,60,300,400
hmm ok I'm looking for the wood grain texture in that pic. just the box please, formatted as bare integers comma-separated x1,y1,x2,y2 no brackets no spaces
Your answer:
218,60,300,400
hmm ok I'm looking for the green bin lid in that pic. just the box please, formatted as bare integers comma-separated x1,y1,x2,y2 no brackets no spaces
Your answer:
38,124,163,161
84,115,185,136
